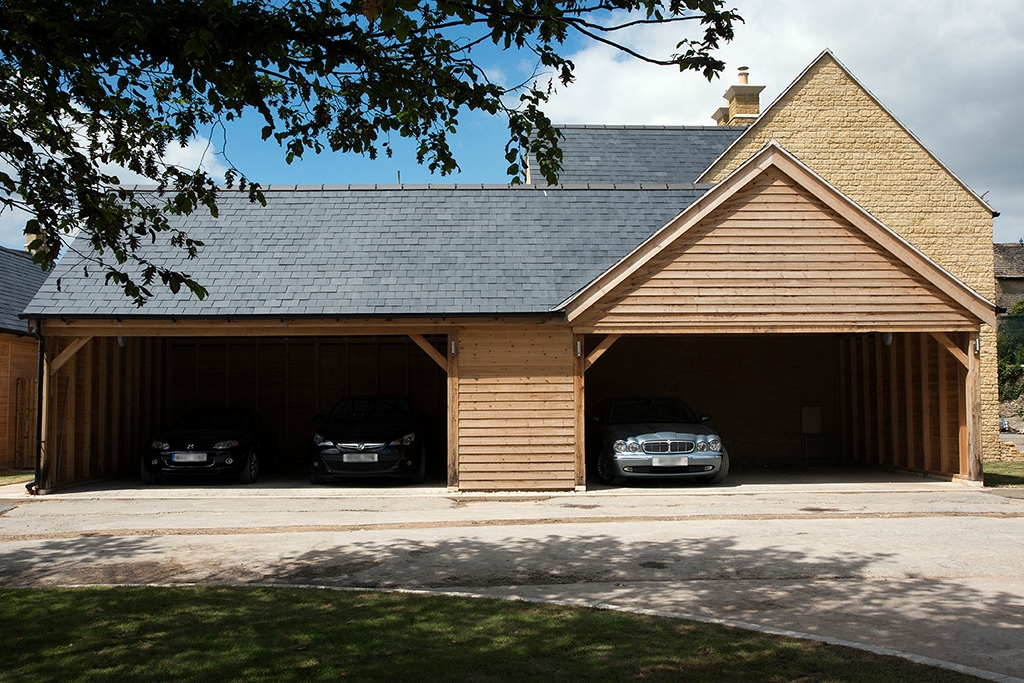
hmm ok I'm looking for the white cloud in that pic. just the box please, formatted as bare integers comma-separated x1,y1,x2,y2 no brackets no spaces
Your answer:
544,0,1024,240
0,135,230,250
0,204,30,250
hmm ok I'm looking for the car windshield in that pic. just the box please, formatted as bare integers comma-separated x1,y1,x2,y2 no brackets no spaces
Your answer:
174,409,254,430
607,399,697,425
327,398,412,426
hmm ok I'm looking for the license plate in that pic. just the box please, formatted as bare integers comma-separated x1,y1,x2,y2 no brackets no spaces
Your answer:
343,452,378,463
172,452,207,463
652,456,688,467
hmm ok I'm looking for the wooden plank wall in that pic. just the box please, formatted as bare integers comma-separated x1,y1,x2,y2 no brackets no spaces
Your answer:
164,337,448,467
0,334,39,470
42,337,164,487
14,377,37,468
836,332,962,475
456,327,577,490
581,168,977,333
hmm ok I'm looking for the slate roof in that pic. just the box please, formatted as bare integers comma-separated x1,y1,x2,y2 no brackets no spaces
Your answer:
0,246,49,334
529,125,745,185
994,243,1024,278
25,184,708,318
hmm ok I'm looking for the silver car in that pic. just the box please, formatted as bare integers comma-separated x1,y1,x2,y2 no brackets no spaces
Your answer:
588,397,729,486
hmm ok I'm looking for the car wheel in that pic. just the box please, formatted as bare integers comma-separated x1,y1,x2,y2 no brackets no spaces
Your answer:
697,450,730,485
409,448,426,485
596,450,626,486
140,459,160,485
239,449,259,484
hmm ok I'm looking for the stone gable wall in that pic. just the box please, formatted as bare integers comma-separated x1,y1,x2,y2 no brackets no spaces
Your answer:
701,55,999,465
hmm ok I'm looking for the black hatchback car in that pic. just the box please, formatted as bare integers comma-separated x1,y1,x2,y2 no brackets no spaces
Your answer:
141,407,277,485
308,396,426,484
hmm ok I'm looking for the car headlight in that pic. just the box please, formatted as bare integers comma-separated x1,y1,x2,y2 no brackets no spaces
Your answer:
709,439,721,452
213,440,238,450
313,433,334,447
389,433,415,446
628,441,640,453
151,440,170,451
696,441,709,451
613,440,627,453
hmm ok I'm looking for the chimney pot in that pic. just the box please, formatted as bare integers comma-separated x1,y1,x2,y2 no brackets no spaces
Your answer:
712,66,764,127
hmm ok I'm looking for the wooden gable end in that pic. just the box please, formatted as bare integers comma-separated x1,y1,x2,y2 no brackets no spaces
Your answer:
573,166,978,334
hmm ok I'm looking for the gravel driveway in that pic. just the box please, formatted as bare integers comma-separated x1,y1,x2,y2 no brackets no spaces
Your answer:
1,467,1022,680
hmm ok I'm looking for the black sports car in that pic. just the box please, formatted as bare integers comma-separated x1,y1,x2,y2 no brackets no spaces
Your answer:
308,396,426,484
141,408,277,484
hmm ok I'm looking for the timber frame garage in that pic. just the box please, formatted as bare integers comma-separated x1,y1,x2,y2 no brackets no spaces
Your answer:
24,51,998,492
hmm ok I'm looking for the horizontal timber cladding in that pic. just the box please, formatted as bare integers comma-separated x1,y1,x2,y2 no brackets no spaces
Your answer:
836,332,964,476
578,167,978,333
164,336,448,469
456,327,577,491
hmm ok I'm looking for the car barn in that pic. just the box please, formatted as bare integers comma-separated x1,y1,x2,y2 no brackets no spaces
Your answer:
22,52,997,492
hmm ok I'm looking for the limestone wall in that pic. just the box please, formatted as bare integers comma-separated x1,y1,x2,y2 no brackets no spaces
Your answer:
700,54,998,465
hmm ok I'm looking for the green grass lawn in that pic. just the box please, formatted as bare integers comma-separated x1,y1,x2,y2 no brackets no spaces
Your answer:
0,470,33,487
0,586,983,682
984,460,1024,487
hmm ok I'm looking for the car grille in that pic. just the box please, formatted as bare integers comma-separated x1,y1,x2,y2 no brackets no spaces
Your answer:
642,440,694,454
337,442,386,451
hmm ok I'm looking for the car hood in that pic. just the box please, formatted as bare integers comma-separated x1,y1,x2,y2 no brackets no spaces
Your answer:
318,421,415,443
603,422,718,441
154,428,251,449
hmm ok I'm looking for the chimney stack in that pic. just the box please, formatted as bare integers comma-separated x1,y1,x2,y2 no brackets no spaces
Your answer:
712,66,764,126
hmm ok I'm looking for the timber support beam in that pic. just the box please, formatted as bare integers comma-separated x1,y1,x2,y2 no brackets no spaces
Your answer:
584,334,621,372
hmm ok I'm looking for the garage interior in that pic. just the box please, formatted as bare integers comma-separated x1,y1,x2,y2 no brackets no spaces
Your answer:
36,333,449,488
34,325,978,490
583,331,974,478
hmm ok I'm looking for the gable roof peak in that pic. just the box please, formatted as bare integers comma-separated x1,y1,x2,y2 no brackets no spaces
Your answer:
696,49,997,217
559,139,995,327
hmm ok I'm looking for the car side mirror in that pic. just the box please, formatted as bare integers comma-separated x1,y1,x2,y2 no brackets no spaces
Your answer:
313,414,326,423
699,414,712,423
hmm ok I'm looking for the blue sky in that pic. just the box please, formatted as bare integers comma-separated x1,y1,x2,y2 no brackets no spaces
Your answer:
2,0,1022,246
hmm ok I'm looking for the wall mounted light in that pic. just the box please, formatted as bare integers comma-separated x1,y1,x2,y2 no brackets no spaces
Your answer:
575,340,582,358
450,341,457,358
881,332,893,346
117,336,126,348
974,337,981,356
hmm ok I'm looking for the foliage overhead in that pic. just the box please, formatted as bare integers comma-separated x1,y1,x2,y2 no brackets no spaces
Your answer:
0,0,740,304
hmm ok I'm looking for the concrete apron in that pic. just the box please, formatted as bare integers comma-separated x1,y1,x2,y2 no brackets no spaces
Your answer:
0,467,1022,681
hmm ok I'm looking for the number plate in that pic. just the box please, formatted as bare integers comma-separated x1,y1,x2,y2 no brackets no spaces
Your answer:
171,452,207,463
652,456,688,467
343,452,378,463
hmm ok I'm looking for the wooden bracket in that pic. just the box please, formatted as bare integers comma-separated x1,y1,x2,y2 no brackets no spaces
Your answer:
48,337,92,376
929,332,969,369
408,334,448,372
584,334,621,372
